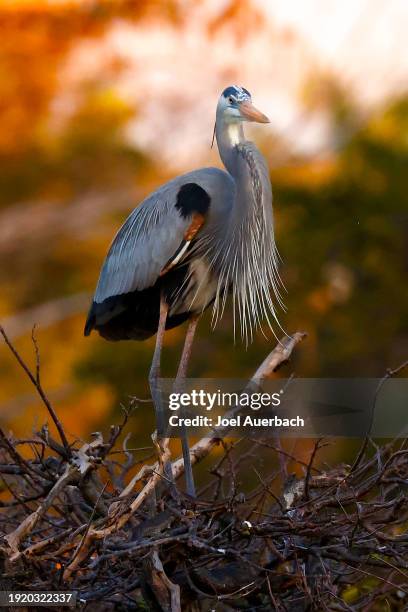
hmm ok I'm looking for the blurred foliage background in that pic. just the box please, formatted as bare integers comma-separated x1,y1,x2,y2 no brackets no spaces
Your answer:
0,0,406,460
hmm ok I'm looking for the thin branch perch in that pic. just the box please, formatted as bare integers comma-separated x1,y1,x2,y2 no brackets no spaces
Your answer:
0,325,71,457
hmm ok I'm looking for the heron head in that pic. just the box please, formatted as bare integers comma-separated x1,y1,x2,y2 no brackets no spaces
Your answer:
217,86,270,124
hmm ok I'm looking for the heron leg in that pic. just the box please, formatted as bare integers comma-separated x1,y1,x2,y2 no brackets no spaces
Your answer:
148,296,169,437
174,316,200,497
149,296,178,492
148,296,179,501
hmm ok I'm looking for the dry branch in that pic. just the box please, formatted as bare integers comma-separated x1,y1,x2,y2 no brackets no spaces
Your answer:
0,325,71,456
1,328,407,610
172,331,307,480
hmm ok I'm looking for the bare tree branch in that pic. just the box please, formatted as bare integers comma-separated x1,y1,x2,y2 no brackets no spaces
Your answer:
172,332,307,480
0,324,71,457
0,329,406,611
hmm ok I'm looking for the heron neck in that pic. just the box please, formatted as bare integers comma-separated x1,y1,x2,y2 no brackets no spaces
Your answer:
216,118,264,219
216,119,245,177
213,119,280,341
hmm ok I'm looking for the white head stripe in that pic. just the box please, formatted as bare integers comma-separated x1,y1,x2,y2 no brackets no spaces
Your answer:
232,85,251,101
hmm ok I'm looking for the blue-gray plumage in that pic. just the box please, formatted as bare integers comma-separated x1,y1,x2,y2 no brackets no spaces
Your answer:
85,85,283,343
85,86,284,497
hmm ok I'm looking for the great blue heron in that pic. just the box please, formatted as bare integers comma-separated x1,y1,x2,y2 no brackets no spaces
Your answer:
84,85,283,496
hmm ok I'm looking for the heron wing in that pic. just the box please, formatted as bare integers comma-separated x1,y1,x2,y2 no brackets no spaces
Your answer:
93,168,232,304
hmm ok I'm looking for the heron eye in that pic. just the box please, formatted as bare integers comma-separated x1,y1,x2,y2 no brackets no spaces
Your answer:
228,96,235,104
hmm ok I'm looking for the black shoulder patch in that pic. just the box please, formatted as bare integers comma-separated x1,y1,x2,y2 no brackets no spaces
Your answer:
175,183,210,219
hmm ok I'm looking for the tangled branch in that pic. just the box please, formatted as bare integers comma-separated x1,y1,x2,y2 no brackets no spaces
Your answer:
0,326,407,611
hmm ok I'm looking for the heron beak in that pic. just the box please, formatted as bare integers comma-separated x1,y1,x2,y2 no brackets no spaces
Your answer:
239,101,270,123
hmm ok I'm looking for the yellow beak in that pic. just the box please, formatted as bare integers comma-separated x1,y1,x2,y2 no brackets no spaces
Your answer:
238,100,270,123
